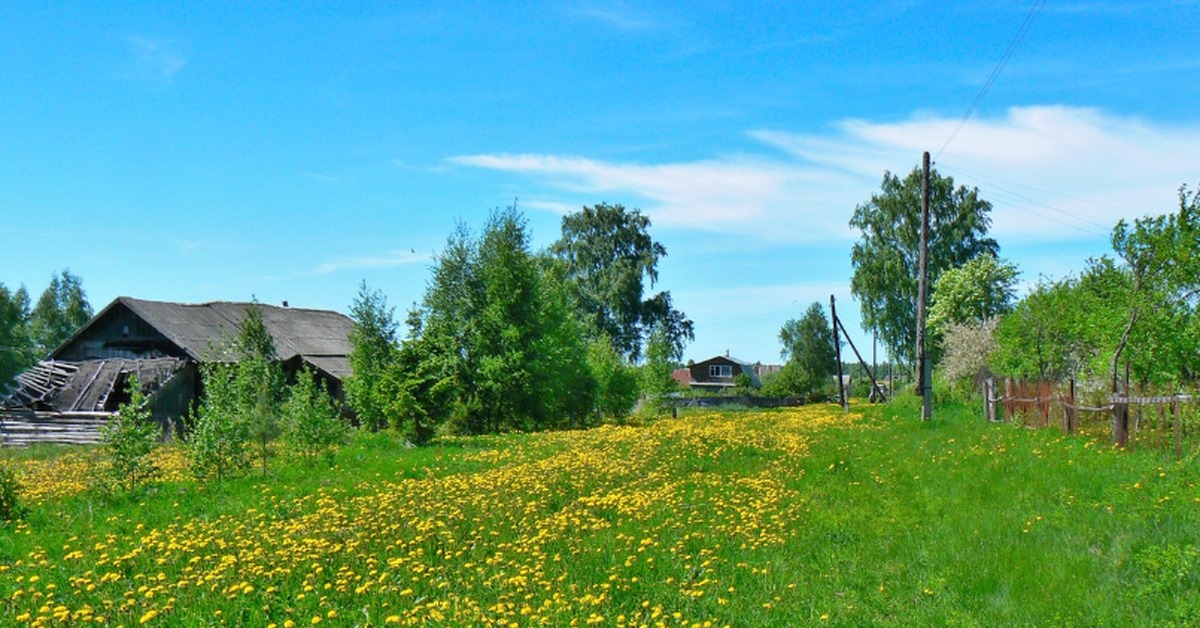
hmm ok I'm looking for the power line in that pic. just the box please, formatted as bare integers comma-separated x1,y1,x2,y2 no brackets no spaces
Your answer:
934,0,1047,161
938,164,1113,237
939,163,1137,215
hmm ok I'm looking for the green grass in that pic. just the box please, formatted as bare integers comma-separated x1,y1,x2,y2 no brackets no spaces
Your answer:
1,401,1198,626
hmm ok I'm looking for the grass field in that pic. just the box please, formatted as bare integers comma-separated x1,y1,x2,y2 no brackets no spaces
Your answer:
1,399,1199,626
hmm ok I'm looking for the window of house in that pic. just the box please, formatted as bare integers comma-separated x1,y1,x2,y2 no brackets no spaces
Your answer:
709,364,733,378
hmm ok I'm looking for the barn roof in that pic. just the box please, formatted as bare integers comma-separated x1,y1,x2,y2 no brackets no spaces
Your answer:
51,297,356,364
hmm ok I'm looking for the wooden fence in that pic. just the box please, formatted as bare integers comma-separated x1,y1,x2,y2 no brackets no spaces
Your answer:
984,378,1199,458
0,411,109,446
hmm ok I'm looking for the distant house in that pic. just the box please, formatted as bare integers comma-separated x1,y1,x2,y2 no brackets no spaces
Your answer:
0,297,355,444
686,354,761,391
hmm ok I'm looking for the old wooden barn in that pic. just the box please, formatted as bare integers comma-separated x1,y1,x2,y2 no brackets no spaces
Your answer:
0,297,355,445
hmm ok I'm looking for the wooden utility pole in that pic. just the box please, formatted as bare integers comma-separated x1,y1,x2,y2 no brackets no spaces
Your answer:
915,151,933,420
831,295,847,412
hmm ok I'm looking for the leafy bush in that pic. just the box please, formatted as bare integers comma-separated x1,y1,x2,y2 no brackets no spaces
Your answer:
587,338,640,423
0,464,27,522
188,363,251,481
100,374,161,492
282,369,348,466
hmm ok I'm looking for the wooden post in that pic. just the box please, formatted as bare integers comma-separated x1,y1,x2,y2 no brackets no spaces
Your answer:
984,377,996,422
915,151,932,420
831,295,847,412
1173,397,1182,459
1004,378,1013,422
1070,381,1080,434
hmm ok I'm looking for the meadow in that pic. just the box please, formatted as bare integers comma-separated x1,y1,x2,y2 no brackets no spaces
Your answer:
1,400,1198,626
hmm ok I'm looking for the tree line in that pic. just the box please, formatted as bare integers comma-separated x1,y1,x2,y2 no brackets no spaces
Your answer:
344,203,693,443
846,164,1200,399
0,270,93,389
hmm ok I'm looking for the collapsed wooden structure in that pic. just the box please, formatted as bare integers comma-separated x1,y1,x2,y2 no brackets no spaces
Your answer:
0,297,355,446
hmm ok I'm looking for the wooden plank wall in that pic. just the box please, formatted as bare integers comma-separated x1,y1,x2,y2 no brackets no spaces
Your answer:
0,411,108,446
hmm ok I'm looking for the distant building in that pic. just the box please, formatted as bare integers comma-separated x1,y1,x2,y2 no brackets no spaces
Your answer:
686,354,761,391
753,362,782,380
1,297,355,444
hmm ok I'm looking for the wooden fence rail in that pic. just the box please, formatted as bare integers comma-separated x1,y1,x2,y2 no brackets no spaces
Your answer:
0,411,109,446
984,378,1198,458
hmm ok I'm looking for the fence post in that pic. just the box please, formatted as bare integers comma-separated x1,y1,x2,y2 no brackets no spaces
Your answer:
983,378,995,422
1067,378,1076,435
1004,378,1013,422
1173,397,1182,460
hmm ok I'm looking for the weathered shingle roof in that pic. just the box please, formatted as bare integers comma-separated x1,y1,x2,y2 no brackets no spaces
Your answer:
113,297,355,363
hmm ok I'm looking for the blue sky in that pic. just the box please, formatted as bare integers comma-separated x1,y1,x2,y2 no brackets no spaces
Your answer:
3,1,1199,365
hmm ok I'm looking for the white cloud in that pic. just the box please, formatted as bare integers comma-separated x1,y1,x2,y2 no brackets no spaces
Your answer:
311,249,428,275
123,36,188,84
453,105,1200,244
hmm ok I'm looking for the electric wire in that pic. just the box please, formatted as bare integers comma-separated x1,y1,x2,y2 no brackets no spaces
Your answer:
934,0,1047,161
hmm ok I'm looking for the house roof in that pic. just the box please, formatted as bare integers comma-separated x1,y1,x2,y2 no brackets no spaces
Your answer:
51,297,356,364
4,357,187,412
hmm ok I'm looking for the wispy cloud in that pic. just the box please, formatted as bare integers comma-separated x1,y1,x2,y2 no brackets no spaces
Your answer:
453,105,1200,244
122,36,188,84
569,1,659,30
311,249,428,276
301,172,341,184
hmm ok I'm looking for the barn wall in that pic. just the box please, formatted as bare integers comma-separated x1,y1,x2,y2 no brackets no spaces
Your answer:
55,304,183,361
148,363,197,439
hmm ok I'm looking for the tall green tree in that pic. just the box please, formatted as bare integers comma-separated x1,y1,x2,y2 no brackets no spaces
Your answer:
234,306,285,476
0,284,33,390
28,269,92,357
345,282,399,431
406,207,594,435
927,253,1019,335
776,302,838,396
1107,183,1200,387
991,261,1127,382
551,202,694,361
849,168,997,366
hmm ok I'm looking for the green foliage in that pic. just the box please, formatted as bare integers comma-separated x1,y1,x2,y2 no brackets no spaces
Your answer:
850,168,998,366
235,306,286,476
992,183,1200,388
1107,183,1200,387
346,282,399,431
100,374,161,492
927,253,1019,335
551,202,694,361
0,464,27,523
188,363,251,481
28,269,92,357
282,369,348,466
383,331,454,445
188,306,287,481
760,361,806,397
406,207,597,435
639,327,679,414
777,302,838,396
0,284,33,390
587,337,640,422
